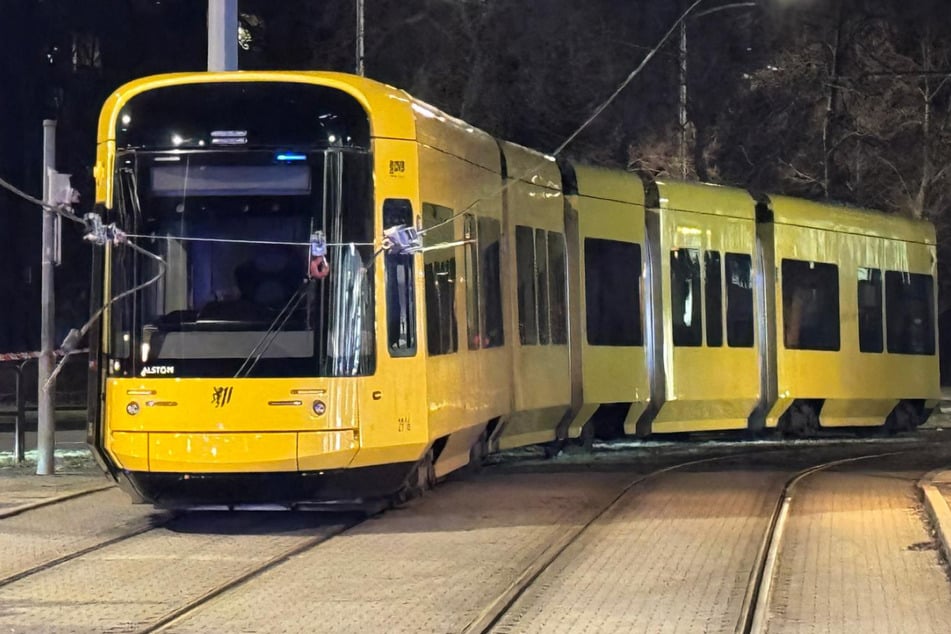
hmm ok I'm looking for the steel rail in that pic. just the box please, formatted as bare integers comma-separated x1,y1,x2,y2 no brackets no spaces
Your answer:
140,517,361,634
460,451,770,634
0,496,179,590
737,450,907,634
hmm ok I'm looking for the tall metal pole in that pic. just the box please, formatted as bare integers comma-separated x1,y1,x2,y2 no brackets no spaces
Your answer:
356,0,365,76
679,18,688,179
36,119,57,475
208,0,238,72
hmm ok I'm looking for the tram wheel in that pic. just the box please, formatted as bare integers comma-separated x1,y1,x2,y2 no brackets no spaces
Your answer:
779,401,820,438
393,449,436,505
885,401,919,434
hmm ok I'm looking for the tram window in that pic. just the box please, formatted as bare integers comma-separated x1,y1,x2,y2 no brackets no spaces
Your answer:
548,231,568,345
857,268,883,353
781,259,839,351
535,229,551,344
384,199,416,357
464,215,481,350
885,271,935,355
479,217,504,348
423,203,458,356
705,251,723,347
726,253,754,348
585,238,642,346
516,225,538,345
671,248,702,346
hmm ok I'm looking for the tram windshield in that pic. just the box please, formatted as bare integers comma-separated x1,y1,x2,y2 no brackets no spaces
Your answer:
106,149,375,379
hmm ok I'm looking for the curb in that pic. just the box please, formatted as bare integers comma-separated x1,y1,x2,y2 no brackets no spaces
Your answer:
0,482,114,519
918,468,951,566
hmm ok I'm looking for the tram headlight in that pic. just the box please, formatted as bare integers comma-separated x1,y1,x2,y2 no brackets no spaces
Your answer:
312,400,327,416
126,401,140,416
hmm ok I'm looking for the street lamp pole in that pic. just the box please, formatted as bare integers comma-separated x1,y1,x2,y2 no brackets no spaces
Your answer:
678,1,758,179
356,0,365,75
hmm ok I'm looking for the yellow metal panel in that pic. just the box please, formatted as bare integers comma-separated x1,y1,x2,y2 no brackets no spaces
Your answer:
572,164,645,205
416,140,510,446
96,71,418,204
654,180,756,219
498,140,561,191
106,378,359,433
583,347,648,403
149,432,298,473
572,173,649,413
348,442,428,468
515,346,571,409
650,186,760,433
820,399,897,427
411,99,500,172
106,431,149,472
771,220,940,415
498,407,566,449
767,194,935,245
297,431,359,470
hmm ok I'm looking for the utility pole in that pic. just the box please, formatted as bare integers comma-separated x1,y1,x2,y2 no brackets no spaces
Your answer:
36,119,57,475
679,17,688,179
356,0,365,75
208,0,238,72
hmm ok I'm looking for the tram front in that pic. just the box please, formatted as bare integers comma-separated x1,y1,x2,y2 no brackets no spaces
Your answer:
87,75,410,507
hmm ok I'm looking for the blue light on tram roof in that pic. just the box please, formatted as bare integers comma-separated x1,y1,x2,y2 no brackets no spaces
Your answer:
276,152,307,162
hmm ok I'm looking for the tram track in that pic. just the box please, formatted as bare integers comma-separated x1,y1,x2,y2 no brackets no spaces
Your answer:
464,447,915,634
461,452,770,634
738,451,906,634
140,516,362,634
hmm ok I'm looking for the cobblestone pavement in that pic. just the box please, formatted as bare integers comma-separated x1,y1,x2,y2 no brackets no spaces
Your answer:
766,463,951,633
160,472,633,634
0,511,355,633
0,440,949,633
488,467,787,634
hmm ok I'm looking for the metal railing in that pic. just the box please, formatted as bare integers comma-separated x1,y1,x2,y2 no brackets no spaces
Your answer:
0,353,87,464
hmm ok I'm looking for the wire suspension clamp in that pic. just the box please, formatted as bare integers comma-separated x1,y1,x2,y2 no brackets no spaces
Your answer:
309,230,331,279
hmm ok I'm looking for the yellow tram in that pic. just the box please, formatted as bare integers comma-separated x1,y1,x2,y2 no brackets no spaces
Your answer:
86,71,939,507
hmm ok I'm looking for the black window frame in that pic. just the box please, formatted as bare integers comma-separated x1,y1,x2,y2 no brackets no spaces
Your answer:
705,251,723,347
383,199,417,357
671,248,703,347
857,267,883,354
725,253,754,348
885,270,935,356
781,259,840,352
584,238,643,347
423,203,458,356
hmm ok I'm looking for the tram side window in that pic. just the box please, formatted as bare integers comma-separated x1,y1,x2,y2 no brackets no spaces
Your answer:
885,271,935,355
671,248,702,346
535,229,551,344
384,199,416,356
464,215,481,350
423,203,458,356
857,268,883,353
781,259,839,351
548,231,568,345
585,238,642,346
726,253,754,347
479,217,504,348
705,251,723,347
516,225,538,344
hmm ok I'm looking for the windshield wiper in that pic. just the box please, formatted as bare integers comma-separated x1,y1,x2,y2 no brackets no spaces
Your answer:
233,279,312,378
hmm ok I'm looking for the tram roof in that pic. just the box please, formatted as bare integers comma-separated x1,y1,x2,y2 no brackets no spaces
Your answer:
97,71,425,143
763,194,936,245
652,180,756,220
98,70,502,173
568,164,645,205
